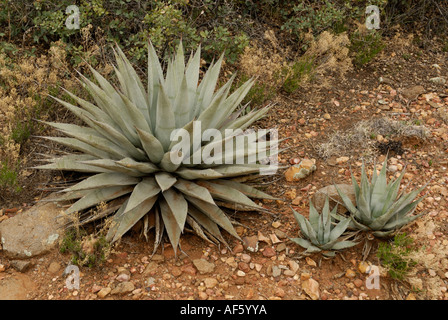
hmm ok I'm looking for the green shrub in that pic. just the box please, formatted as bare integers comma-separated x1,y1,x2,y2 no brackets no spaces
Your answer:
281,57,315,94
350,30,385,67
377,233,417,280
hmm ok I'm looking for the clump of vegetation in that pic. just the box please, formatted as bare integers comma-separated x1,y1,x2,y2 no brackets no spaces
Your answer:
334,156,428,238
0,40,78,197
290,196,358,258
60,227,110,268
350,29,385,67
37,41,278,255
377,232,417,280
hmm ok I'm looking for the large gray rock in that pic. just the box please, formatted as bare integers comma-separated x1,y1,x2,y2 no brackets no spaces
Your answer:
311,184,356,215
0,199,66,259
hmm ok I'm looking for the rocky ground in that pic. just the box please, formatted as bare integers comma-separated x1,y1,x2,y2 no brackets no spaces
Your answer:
1,35,448,301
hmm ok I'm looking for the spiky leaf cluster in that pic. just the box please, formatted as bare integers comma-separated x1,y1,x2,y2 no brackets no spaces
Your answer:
334,157,427,238
290,197,357,257
36,42,278,255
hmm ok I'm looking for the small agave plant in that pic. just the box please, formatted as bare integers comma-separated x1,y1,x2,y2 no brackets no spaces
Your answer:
334,157,427,238
36,42,279,255
290,197,358,257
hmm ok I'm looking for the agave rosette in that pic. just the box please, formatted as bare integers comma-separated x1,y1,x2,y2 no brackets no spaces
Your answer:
290,197,357,257
334,157,427,237
36,42,280,254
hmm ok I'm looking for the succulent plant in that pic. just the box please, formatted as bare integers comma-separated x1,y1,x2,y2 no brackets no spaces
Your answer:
334,157,427,238
290,197,357,257
36,42,279,255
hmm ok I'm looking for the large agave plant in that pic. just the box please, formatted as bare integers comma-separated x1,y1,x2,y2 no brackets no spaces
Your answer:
334,157,427,238
36,42,279,255
290,197,357,257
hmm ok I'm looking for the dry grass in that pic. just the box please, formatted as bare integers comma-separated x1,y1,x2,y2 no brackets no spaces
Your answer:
315,117,429,159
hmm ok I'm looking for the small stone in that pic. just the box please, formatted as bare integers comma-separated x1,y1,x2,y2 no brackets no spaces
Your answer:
232,243,244,254
241,253,251,263
204,278,218,288
336,156,349,164
242,235,259,252
272,221,281,229
198,292,208,300
116,273,130,282
306,257,317,267
323,113,331,120
354,279,364,288
276,243,286,252
272,266,281,277
302,278,320,300
111,281,135,295
275,287,285,298
193,259,215,274
238,262,250,273
345,269,356,278
430,77,446,85
48,261,61,275
10,260,32,273
262,247,276,257
97,287,112,298
406,293,417,300
236,270,246,277
0,264,5,272
288,260,300,273
91,284,102,293
358,261,369,274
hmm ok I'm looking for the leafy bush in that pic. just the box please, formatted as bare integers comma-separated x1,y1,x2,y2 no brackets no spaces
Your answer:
377,232,417,280
350,29,385,67
0,0,250,66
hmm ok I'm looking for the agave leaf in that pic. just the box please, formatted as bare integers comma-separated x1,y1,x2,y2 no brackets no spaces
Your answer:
323,198,332,243
173,74,191,128
193,53,224,117
196,74,235,130
173,179,216,205
196,181,261,209
212,164,265,178
154,81,176,151
80,159,145,177
162,188,188,231
66,185,134,214
334,183,360,216
88,117,147,161
110,195,157,243
159,198,183,256
370,159,388,217
155,172,177,192
159,150,182,172
186,216,217,245
152,206,165,255
63,172,140,192
33,154,106,173
135,127,165,164
329,217,351,242
124,177,160,214
147,41,164,130
382,211,425,231
59,89,117,128
188,205,227,245
113,45,149,117
330,240,358,250
379,168,406,217
115,157,160,174
78,73,139,144
185,196,240,239
290,238,322,253
41,137,112,160
369,185,426,230
212,179,279,200
42,122,133,160
175,168,223,180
